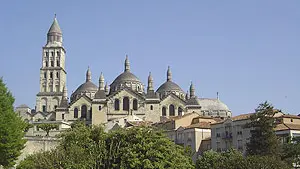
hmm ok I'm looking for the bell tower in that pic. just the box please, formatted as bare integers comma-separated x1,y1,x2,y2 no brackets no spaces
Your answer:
36,15,67,113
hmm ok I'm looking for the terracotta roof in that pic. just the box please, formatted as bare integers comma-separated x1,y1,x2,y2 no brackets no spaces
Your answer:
231,113,253,121
275,123,300,131
185,122,211,129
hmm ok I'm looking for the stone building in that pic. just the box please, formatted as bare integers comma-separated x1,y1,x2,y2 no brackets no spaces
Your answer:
19,16,232,127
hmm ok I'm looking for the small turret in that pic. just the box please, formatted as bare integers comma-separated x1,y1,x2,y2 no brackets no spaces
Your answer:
186,90,190,100
124,55,130,72
147,72,154,92
190,81,195,98
105,82,109,94
99,72,105,90
167,66,172,81
86,67,91,82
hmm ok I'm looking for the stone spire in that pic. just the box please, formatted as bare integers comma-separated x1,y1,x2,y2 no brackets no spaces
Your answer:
124,55,130,72
147,72,154,91
47,14,62,45
105,82,109,94
86,67,91,82
59,83,68,108
217,92,219,100
167,66,172,81
99,72,105,90
190,81,195,98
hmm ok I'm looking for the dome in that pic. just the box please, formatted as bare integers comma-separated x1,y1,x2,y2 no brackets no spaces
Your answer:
109,56,144,93
111,71,141,85
156,81,184,94
73,81,98,96
197,98,230,111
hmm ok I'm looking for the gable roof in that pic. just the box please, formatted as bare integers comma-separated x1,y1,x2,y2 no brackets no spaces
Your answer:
108,87,145,100
160,92,186,104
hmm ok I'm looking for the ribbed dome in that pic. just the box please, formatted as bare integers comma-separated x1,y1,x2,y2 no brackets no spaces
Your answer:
73,81,98,95
156,81,184,94
111,71,141,85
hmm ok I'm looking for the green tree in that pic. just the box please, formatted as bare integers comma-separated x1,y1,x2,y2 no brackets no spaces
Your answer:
0,78,27,168
37,123,59,136
282,137,300,167
244,101,280,156
17,124,194,169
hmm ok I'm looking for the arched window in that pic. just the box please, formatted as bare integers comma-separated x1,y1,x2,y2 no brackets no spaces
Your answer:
162,107,166,116
74,108,78,118
133,99,138,110
99,106,102,111
169,104,175,116
81,105,87,119
123,97,129,111
178,107,183,116
150,105,153,110
115,99,120,110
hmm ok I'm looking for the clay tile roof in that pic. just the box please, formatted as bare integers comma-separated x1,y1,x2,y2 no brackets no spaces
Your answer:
274,123,289,131
231,113,253,121
281,114,300,119
185,122,211,129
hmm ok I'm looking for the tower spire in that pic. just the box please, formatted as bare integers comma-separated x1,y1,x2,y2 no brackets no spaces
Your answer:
86,67,91,82
47,14,62,46
63,84,68,100
167,66,172,81
124,55,130,72
186,90,190,100
105,82,109,94
190,81,195,98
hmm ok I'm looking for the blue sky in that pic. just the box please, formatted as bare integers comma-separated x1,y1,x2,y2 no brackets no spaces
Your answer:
0,1,299,115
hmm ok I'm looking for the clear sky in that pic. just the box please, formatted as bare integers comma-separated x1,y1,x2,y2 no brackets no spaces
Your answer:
0,1,299,116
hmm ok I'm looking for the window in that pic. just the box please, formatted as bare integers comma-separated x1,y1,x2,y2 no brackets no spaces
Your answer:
169,104,175,116
51,61,54,67
57,51,60,56
57,61,60,67
56,72,59,78
178,107,183,116
46,52,49,57
114,99,120,110
123,97,129,111
44,72,47,78
150,105,153,110
89,108,92,120
74,108,78,118
162,107,166,116
81,105,87,119
133,99,138,110
291,119,293,122
42,105,46,112
45,61,48,67
99,106,102,111
54,105,57,110
51,51,54,56
43,85,46,92
50,72,53,78
62,114,65,120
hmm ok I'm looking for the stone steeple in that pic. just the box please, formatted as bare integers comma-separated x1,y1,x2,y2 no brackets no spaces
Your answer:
167,66,172,81
105,82,109,94
47,14,63,46
36,15,67,112
124,55,130,72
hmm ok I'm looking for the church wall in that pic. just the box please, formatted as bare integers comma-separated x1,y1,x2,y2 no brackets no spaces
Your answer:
144,102,161,122
160,96,185,117
92,102,108,125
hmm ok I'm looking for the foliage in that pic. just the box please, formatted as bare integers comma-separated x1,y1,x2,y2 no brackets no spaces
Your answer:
244,101,281,156
0,78,27,168
37,123,59,136
282,137,300,168
195,149,290,169
17,123,194,169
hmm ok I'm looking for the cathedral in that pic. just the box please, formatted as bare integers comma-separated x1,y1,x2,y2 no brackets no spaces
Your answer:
19,16,232,126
